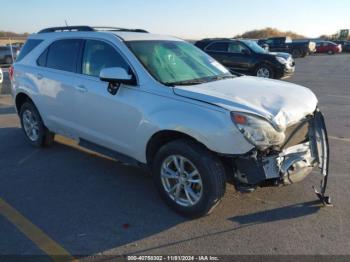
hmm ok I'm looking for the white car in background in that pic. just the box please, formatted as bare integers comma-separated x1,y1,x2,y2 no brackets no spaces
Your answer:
0,67,3,88
10,26,331,217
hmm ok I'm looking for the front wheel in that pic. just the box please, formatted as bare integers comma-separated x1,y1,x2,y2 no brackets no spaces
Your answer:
20,101,55,147
152,139,226,218
255,64,274,79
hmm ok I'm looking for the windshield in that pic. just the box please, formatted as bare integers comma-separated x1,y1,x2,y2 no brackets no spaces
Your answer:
241,40,268,54
127,40,232,85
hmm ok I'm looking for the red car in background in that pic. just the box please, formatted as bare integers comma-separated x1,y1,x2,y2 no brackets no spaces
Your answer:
316,41,342,54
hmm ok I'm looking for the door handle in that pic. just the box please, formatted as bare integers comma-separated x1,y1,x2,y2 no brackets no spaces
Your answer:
75,85,87,93
37,73,43,80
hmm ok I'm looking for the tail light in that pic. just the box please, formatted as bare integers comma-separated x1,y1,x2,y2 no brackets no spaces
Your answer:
9,65,14,81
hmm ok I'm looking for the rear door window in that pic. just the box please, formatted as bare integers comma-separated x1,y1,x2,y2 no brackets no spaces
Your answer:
46,39,82,73
16,39,43,62
81,40,129,77
205,42,229,52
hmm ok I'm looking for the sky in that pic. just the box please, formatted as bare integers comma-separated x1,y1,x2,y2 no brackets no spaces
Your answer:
1,0,349,39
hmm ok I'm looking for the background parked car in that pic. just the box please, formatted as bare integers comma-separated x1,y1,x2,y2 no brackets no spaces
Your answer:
258,37,316,58
333,40,350,52
0,46,18,64
316,41,342,54
195,38,295,79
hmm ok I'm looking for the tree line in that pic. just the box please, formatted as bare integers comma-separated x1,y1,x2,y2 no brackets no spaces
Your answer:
234,27,350,40
0,31,29,38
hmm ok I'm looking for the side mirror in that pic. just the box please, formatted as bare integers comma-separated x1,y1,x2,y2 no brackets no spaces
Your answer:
99,67,134,95
262,44,269,51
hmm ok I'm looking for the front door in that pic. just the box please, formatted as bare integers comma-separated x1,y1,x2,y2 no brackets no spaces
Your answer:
224,41,253,72
73,39,143,157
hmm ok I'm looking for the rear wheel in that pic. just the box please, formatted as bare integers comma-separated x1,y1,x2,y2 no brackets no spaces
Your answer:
152,139,226,218
255,64,274,79
328,50,334,55
19,101,55,147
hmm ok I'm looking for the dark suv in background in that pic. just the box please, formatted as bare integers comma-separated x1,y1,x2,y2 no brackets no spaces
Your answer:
0,46,18,65
258,37,316,58
195,38,295,79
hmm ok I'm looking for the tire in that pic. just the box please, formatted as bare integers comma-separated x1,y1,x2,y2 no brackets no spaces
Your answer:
254,64,274,79
5,56,12,64
301,51,308,58
328,50,334,55
19,101,55,147
152,139,226,218
292,49,303,58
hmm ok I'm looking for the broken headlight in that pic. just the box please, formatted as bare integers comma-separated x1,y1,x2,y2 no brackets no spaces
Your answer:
231,112,285,149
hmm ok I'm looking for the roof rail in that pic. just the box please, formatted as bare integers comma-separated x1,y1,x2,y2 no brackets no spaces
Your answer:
199,37,233,41
93,27,148,33
38,26,94,34
38,26,148,34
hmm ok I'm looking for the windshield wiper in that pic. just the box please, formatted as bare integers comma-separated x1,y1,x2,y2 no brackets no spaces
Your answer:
164,75,235,87
206,74,235,82
164,79,207,86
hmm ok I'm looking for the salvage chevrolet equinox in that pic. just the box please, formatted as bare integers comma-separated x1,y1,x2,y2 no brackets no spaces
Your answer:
11,26,331,217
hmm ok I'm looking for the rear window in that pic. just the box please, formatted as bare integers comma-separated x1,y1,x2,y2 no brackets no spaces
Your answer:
16,39,43,62
45,39,82,73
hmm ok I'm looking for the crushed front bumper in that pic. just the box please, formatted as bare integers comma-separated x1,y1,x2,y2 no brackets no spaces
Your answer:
234,109,331,205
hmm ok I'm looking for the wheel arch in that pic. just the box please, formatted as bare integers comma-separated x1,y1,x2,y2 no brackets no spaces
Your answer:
254,60,274,69
15,92,33,114
146,130,209,168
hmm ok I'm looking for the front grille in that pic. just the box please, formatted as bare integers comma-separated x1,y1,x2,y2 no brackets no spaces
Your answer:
283,119,310,149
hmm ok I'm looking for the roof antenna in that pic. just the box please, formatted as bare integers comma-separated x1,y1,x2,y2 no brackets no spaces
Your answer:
65,20,69,27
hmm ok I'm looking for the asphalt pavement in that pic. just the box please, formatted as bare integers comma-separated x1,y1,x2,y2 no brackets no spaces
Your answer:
0,54,350,259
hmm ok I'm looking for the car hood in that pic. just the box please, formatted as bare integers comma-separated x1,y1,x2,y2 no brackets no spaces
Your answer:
269,52,291,60
173,76,318,129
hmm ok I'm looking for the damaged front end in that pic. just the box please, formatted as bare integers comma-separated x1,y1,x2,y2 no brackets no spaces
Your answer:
232,109,331,206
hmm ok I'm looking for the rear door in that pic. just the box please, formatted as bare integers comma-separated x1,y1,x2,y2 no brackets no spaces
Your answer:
204,41,229,67
318,42,328,53
35,38,83,137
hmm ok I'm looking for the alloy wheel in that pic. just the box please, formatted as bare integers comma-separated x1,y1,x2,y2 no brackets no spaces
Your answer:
256,67,270,78
22,109,40,141
160,155,203,207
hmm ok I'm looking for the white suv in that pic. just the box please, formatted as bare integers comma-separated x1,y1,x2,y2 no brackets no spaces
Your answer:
11,26,331,217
